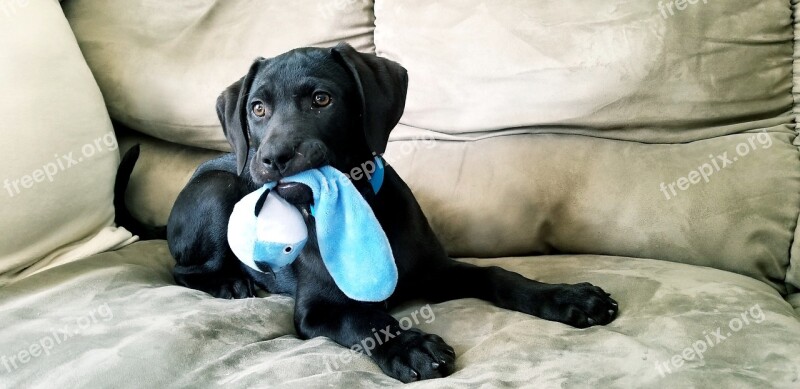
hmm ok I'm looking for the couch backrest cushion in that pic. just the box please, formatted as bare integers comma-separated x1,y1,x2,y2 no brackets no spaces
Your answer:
59,0,800,293
786,1,800,294
0,0,132,284
62,0,376,151
384,128,800,293
376,0,793,143
376,0,799,292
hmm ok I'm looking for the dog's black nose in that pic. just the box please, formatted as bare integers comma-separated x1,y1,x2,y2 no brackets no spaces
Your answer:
260,146,295,172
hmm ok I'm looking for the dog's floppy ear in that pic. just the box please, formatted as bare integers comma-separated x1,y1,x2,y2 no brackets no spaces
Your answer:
216,58,265,175
331,43,408,155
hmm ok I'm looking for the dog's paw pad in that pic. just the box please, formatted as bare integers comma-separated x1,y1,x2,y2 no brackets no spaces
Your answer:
538,282,619,328
377,330,456,382
205,278,255,299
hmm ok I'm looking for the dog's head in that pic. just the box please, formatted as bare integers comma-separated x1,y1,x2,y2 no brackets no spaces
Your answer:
216,43,408,185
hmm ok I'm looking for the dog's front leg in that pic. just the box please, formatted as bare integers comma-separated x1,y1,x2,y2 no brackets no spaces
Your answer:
293,294,455,382
420,260,619,328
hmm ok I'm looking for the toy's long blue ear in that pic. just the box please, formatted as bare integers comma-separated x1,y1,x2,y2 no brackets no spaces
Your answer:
254,188,271,216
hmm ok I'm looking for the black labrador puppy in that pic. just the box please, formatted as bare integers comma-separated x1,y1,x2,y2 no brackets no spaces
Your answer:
162,43,618,382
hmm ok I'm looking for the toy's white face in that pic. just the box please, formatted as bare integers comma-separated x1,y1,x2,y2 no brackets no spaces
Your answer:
246,190,309,271
255,194,308,244
227,185,310,274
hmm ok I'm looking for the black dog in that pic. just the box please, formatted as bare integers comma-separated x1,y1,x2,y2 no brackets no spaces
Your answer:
120,43,618,382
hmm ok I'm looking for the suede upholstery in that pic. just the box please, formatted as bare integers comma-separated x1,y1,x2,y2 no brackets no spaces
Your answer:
1,0,799,387
0,0,134,285
1,241,798,388
62,0,376,150
376,0,794,143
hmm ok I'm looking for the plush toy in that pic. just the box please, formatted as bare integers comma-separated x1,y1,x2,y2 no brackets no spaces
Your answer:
227,185,309,271
227,157,397,302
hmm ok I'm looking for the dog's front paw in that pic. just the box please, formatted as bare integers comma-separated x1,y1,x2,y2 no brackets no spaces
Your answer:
175,274,255,299
531,283,619,328
206,277,255,299
375,329,456,383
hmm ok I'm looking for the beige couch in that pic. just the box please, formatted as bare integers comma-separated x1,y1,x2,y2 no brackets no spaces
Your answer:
2,0,800,387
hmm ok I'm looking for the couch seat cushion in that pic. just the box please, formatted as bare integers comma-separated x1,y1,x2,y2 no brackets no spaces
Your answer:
0,241,797,387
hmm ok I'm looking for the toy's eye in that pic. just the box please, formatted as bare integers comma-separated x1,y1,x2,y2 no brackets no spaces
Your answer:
283,246,292,254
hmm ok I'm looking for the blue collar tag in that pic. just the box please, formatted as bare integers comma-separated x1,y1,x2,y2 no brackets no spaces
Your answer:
369,156,385,195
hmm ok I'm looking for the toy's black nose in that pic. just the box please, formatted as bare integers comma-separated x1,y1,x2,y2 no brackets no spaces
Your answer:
254,261,273,273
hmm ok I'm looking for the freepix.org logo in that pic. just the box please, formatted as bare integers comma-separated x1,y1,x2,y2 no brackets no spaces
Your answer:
4,133,118,198
0,0,28,20
317,0,369,19
658,0,709,19
324,304,436,371
659,131,772,201
655,304,765,377
1,303,114,374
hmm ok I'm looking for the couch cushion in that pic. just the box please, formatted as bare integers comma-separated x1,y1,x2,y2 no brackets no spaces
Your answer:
375,0,794,142
115,124,800,294
105,1,800,293
115,127,223,226
385,127,800,294
0,241,797,387
786,0,800,294
373,0,800,292
0,0,133,285
62,0,376,151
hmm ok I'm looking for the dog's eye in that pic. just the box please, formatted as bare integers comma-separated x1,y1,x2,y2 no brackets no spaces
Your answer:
312,92,331,107
252,102,266,117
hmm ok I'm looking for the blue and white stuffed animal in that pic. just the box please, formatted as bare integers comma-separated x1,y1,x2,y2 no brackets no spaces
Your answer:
227,185,309,271
227,158,397,302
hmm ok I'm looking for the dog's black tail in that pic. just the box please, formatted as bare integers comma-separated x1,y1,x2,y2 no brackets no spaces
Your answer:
114,144,167,240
